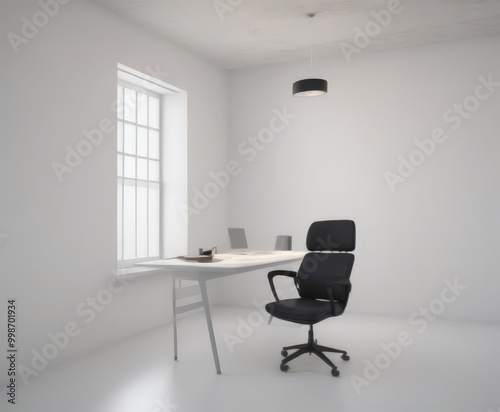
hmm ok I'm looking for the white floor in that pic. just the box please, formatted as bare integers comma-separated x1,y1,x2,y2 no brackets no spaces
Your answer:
18,307,500,412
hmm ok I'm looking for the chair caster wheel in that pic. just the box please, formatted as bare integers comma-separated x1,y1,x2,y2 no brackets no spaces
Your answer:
341,354,350,361
280,363,289,372
331,368,340,377
281,350,288,357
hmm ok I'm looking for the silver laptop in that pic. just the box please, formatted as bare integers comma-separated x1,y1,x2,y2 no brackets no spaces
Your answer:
228,228,272,255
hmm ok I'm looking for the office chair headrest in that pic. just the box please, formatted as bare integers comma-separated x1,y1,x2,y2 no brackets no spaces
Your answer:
306,220,356,252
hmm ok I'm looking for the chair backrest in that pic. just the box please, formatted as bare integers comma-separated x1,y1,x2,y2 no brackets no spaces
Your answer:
296,220,356,303
306,220,355,252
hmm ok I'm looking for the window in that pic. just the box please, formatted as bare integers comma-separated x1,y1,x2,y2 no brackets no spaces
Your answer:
116,63,188,267
117,82,161,263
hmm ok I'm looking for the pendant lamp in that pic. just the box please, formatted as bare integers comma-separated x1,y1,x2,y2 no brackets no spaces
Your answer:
293,13,328,97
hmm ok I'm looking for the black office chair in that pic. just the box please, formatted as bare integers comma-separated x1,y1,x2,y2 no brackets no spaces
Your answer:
265,220,355,376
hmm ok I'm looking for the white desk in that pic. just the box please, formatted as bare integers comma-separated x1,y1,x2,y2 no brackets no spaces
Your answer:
135,251,305,374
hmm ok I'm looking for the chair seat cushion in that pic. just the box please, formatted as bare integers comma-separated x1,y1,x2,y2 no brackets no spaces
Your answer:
265,298,344,325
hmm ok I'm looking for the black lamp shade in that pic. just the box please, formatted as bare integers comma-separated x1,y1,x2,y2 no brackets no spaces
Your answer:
293,78,328,97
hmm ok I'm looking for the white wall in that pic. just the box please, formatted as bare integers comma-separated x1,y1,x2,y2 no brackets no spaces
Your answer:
1,2,499,387
0,0,228,378
217,35,500,323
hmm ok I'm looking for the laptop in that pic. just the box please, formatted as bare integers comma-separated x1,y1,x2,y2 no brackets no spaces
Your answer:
227,228,273,255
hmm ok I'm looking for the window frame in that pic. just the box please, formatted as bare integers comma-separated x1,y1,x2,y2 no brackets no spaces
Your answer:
117,80,163,268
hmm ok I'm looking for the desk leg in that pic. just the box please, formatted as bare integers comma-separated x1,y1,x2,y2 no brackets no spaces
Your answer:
199,279,222,374
172,277,178,361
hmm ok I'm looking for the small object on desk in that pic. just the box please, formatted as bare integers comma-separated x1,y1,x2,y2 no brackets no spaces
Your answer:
198,246,217,256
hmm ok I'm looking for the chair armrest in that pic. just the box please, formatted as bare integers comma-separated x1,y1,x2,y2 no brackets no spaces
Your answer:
327,279,352,293
326,279,352,315
267,270,297,302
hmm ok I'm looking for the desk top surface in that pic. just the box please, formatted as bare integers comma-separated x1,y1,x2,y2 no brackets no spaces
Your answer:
135,251,305,274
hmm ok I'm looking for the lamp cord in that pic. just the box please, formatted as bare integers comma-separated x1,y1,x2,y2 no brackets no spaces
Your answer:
309,14,313,69
307,13,316,70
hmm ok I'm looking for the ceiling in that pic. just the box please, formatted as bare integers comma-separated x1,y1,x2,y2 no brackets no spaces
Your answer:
89,0,500,69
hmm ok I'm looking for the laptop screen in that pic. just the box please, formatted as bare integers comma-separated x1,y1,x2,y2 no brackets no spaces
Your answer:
228,228,248,249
